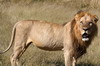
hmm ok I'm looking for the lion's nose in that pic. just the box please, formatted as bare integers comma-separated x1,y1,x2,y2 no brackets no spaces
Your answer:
83,28,88,31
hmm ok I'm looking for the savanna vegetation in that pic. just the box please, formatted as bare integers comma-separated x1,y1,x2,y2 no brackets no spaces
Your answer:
0,0,100,66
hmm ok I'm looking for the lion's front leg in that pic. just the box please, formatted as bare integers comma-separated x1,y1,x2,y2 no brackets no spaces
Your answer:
64,50,73,66
72,57,77,66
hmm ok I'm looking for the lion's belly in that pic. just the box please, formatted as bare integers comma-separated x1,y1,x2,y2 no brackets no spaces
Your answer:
37,42,63,51
31,35,63,51
30,30,63,51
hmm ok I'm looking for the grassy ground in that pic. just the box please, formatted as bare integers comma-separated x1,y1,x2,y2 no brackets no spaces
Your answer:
0,0,100,66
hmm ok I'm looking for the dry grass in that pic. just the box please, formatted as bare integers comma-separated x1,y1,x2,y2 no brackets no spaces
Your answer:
0,1,100,66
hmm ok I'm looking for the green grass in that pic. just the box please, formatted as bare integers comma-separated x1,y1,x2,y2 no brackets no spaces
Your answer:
0,1,100,66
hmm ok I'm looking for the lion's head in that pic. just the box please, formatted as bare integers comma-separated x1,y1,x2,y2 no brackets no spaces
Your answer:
73,11,98,42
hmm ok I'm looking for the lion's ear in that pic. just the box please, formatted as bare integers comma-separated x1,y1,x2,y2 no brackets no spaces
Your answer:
93,15,98,23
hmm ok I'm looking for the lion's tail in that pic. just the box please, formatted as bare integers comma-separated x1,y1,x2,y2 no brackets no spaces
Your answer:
0,23,16,54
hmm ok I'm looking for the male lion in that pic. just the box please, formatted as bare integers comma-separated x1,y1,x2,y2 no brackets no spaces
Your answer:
0,11,98,66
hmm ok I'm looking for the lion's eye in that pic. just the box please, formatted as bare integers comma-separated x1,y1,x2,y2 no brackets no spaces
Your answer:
80,21,83,25
89,22,93,26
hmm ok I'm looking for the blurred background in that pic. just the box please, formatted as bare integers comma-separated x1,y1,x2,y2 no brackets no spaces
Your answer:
0,0,100,66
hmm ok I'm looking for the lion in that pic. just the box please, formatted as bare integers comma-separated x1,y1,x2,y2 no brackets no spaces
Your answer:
0,11,98,66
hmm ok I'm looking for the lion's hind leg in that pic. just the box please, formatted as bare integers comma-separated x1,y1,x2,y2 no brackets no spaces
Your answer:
10,41,31,66
10,22,33,66
10,30,32,66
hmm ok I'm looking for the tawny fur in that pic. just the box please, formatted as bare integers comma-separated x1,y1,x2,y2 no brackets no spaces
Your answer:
0,11,98,66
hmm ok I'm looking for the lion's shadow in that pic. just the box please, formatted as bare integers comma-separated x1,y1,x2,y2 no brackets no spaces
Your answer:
77,62,95,66
47,61,100,66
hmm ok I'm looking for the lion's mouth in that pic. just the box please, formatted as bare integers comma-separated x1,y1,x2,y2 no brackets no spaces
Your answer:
82,33,89,41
